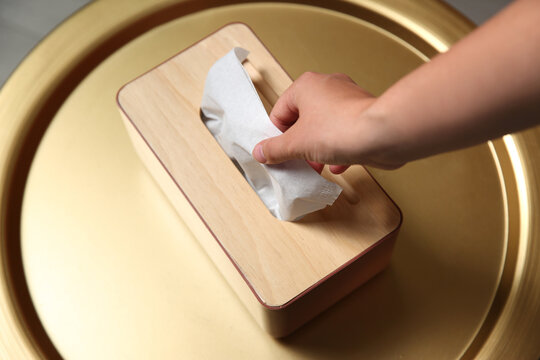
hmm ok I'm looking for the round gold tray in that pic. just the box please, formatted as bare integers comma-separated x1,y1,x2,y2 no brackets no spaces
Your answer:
1,1,539,359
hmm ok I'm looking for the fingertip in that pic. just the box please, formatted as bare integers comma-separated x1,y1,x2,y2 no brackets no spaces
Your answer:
252,143,267,163
329,165,349,174
307,160,324,174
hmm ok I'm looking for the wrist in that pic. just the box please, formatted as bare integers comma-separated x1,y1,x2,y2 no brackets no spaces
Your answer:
357,100,409,168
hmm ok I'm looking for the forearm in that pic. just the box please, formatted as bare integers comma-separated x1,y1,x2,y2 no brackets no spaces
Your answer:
367,0,540,162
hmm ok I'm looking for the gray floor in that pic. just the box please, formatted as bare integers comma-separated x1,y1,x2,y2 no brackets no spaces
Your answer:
0,0,90,86
0,0,511,88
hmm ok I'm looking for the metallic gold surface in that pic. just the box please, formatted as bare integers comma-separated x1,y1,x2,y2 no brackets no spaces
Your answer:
0,0,538,359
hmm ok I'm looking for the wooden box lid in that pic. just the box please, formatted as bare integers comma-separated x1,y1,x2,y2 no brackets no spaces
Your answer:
117,23,401,310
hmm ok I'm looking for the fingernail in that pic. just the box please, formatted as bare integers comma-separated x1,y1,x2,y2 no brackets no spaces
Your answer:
254,144,267,163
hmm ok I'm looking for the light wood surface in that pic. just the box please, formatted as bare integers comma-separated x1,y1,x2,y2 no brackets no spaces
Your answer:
117,22,401,335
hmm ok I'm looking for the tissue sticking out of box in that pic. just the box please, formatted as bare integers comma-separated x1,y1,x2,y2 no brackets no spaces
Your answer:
200,47,342,221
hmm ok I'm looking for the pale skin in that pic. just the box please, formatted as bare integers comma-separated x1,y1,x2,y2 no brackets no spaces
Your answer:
252,0,540,174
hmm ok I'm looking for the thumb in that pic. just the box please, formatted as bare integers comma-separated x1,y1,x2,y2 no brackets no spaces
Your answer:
252,130,301,164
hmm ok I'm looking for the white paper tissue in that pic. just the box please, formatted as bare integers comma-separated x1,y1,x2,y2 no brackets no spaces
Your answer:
200,47,342,221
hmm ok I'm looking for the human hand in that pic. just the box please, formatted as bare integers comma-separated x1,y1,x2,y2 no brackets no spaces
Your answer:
252,72,406,173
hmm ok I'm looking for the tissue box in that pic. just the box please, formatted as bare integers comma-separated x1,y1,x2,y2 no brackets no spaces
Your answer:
117,23,402,337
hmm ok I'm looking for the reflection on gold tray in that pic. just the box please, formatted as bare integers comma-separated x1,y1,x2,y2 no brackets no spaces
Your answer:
0,0,539,359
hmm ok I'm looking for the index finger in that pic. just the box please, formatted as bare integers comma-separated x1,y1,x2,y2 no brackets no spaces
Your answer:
269,79,300,133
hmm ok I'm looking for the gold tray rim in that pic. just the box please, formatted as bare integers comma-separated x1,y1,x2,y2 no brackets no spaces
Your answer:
1,0,539,359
